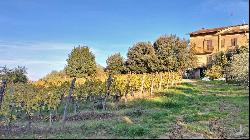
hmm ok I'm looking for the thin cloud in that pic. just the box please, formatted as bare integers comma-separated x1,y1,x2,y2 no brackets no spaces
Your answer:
0,59,65,65
0,40,75,51
0,40,131,80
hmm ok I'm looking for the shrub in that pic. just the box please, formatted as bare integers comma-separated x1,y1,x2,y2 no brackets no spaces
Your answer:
226,52,249,87
205,65,223,80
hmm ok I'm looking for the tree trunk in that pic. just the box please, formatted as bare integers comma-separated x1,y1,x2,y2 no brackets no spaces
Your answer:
102,95,106,111
124,92,128,103
124,78,130,103
139,74,145,98
49,110,52,127
103,75,113,111
124,87,129,103
131,88,134,97
8,81,14,127
61,77,76,127
55,108,58,115
74,101,77,114
27,114,31,130
102,91,109,111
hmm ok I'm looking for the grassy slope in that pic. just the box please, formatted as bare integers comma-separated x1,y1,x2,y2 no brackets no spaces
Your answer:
1,80,249,139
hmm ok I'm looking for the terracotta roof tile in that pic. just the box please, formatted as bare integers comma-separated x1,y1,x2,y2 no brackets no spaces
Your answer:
220,28,249,34
189,24,248,35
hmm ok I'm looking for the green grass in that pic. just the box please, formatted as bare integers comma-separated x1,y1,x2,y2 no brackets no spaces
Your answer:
1,80,249,139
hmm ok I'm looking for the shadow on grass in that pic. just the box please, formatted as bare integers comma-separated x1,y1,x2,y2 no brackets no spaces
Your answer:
174,86,199,94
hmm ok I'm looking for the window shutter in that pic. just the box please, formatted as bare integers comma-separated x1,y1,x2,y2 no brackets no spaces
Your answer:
221,39,225,48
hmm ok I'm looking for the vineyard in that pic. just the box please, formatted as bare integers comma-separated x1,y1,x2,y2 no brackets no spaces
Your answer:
0,33,248,138
1,78,249,139
0,35,196,138
0,72,182,128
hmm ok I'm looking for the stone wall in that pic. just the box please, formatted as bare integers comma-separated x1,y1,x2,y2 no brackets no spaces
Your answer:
190,26,249,68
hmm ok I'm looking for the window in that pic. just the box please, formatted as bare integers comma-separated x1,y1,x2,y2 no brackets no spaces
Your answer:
221,39,225,48
207,40,212,50
231,38,237,46
207,55,212,63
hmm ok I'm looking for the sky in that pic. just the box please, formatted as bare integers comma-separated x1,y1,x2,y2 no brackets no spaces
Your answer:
0,0,249,81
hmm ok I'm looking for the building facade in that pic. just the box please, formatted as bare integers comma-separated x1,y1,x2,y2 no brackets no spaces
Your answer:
189,24,249,78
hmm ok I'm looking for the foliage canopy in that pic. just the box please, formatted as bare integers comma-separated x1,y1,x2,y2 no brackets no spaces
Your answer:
65,46,97,78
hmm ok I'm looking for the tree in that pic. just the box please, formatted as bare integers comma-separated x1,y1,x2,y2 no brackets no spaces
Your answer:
0,66,28,84
126,42,158,73
153,34,193,73
106,53,125,75
210,52,228,68
62,46,97,126
65,46,96,78
0,66,28,108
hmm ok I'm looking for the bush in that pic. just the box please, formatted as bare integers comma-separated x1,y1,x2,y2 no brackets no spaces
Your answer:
226,52,249,87
205,65,223,80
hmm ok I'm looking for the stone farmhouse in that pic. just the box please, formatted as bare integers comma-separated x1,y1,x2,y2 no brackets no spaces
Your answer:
189,23,249,78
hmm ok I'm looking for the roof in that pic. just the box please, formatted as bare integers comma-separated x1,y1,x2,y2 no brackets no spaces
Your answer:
220,28,249,35
189,24,249,36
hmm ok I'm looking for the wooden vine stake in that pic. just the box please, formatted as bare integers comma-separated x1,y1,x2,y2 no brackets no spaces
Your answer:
150,75,154,97
62,77,76,127
139,74,146,98
158,72,162,91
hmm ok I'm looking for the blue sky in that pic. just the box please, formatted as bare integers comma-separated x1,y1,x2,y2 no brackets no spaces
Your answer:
0,0,249,80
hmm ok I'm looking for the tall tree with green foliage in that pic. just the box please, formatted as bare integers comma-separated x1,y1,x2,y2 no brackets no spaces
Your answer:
106,53,125,74
153,35,179,72
126,42,158,73
0,66,28,108
0,66,28,84
65,46,96,78
153,34,194,73
210,52,228,68
62,46,97,126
